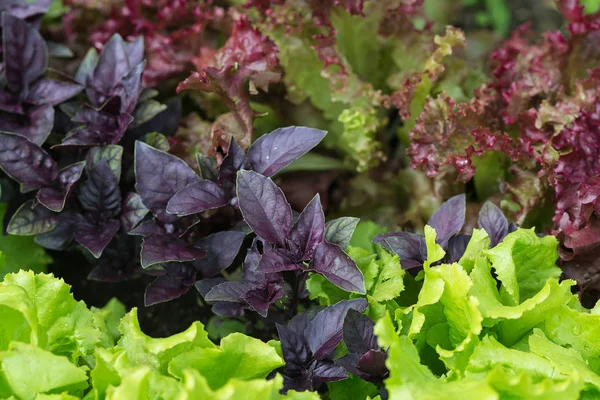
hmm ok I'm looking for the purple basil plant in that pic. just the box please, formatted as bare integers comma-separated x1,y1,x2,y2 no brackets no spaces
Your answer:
373,195,516,272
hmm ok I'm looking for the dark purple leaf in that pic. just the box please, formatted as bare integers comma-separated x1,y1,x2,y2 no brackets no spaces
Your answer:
193,230,247,278
343,309,378,355
312,359,348,387
79,161,121,218
277,323,311,375
0,132,58,187
211,302,247,318
134,141,200,222
128,220,166,236
140,234,207,268
117,61,145,114
245,126,327,177
74,48,98,86
37,161,85,212
34,217,74,250
2,0,51,20
126,36,144,67
324,217,359,250
311,242,366,294
336,354,363,378
89,34,130,107
59,109,133,147
197,154,218,181
2,13,47,96
204,281,251,303
0,104,54,145
145,275,193,306
120,192,148,232
256,246,300,273
236,170,292,246
478,201,509,247
86,145,123,181
288,311,318,335
0,91,22,113
447,234,471,263
427,194,466,248
357,350,388,377
288,194,325,259
305,298,368,360
6,200,58,235
26,78,83,106
372,232,425,269
218,138,247,189
74,219,120,258
195,278,226,297
166,180,227,216
242,283,283,317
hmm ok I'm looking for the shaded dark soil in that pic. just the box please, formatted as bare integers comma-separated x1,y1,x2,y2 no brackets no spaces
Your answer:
48,250,210,338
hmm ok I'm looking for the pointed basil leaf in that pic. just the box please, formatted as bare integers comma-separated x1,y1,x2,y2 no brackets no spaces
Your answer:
134,141,199,222
126,36,144,66
7,200,59,235
204,281,250,303
34,218,74,250
74,48,98,85
197,154,218,181
118,61,145,114
236,170,292,246
0,104,54,146
26,78,83,106
36,161,85,212
0,132,58,188
289,194,325,259
128,220,165,236
166,180,227,216
242,283,283,317
2,13,47,95
311,242,366,294
120,192,148,232
194,230,247,278
343,309,378,355
218,138,246,188
143,132,170,152
478,201,509,247
312,359,348,387
276,323,311,375
140,234,207,268
79,160,122,218
305,298,368,360
373,231,426,269
324,217,359,250
86,145,123,181
74,219,120,258
447,234,471,263
90,34,130,104
131,99,166,128
256,246,299,273
145,264,196,306
245,126,327,177
427,194,466,248
357,350,388,377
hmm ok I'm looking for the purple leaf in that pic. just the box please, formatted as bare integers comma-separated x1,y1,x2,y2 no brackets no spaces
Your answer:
59,109,133,147
335,354,363,378
86,145,123,181
2,0,52,20
277,323,311,375
243,283,283,317
447,234,471,263
166,180,228,216
197,154,218,181
126,36,144,67
134,141,200,222
116,61,145,114
0,132,58,187
218,138,247,190
324,217,359,250
193,230,247,278
357,350,388,377
128,220,165,236
79,160,121,218
120,192,148,232
311,242,366,294
427,194,466,248
312,359,348,387
245,126,327,177
74,48,98,86
478,201,509,247
26,78,83,106
256,246,300,273
373,232,425,269
6,200,59,235
34,217,74,250
204,281,251,303
2,13,47,96
288,194,325,259
89,34,130,107
211,302,247,317
343,309,378,355
305,298,368,360
144,263,196,306
37,161,85,212
74,219,120,258
236,170,292,246
0,104,54,145
140,234,207,268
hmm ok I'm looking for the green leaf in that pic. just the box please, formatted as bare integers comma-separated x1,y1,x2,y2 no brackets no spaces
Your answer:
131,100,167,128
348,221,388,252
278,153,351,174
86,145,123,181
324,217,360,250
168,333,284,390
0,342,88,400
117,308,215,375
458,228,490,273
327,375,378,400
143,133,170,153
423,225,446,268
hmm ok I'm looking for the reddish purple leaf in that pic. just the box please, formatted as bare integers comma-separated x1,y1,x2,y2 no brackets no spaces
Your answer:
478,201,509,247
311,242,366,294
0,132,58,187
427,194,466,248
193,230,247,278
140,234,206,268
26,78,83,106
305,298,368,360
256,246,300,273
134,141,200,222
37,161,85,212
288,194,325,259
276,323,311,374
166,180,227,216
0,104,54,145
236,170,292,246
89,34,131,107
357,350,388,377
245,126,327,177
343,309,378,355
74,219,120,258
